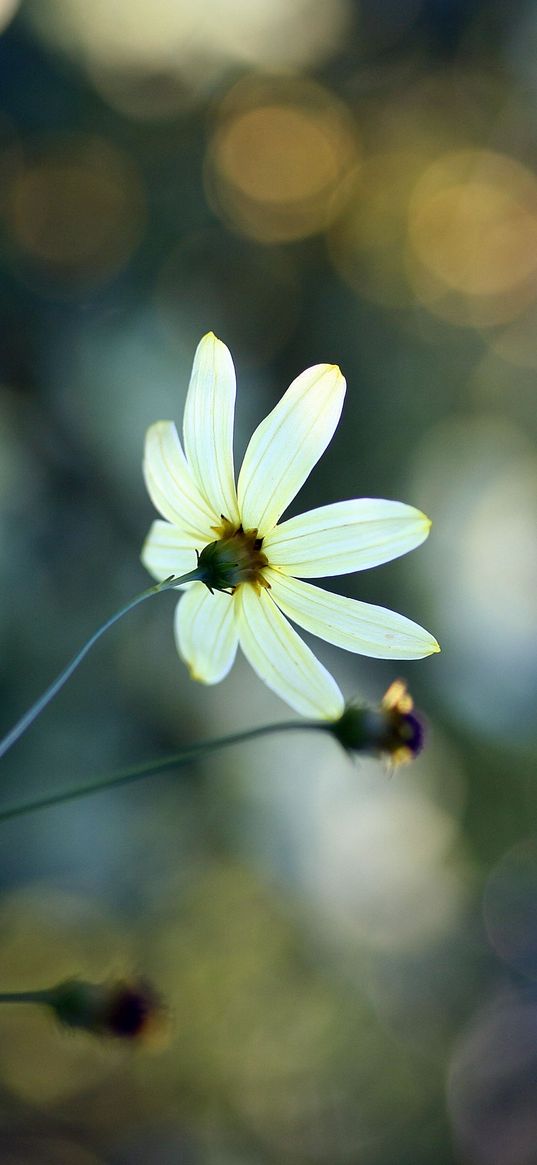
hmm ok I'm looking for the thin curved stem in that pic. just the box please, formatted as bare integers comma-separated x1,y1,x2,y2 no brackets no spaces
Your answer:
0,571,203,762
0,719,324,825
0,990,51,1005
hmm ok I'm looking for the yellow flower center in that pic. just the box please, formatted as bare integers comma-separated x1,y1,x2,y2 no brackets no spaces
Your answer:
197,517,269,593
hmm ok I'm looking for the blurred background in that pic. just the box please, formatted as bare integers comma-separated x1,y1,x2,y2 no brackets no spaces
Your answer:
0,0,536,1161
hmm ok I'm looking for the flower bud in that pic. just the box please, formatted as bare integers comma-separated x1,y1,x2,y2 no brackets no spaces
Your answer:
49,976,166,1043
330,680,425,765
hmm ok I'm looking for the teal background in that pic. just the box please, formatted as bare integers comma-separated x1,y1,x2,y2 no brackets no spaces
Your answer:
0,2,537,1162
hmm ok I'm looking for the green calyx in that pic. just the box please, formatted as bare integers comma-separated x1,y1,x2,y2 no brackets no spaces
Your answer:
328,705,371,753
49,979,103,1032
197,523,269,594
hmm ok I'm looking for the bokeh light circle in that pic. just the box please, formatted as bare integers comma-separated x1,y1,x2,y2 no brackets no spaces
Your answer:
448,996,537,1165
205,76,358,243
26,0,352,105
5,135,146,289
329,149,426,308
409,416,537,740
407,149,537,327
484,839,537,979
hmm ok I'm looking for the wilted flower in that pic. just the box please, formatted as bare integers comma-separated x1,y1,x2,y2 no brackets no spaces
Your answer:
142,333,439,717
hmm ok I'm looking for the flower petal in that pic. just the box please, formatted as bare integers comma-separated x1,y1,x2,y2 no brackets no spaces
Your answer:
175,583,238,684
234,584,344,719
144,421,217,538
237,363,346,536
266,570,441,660
263,499,432,577
183,333,240,525
141,519,199,582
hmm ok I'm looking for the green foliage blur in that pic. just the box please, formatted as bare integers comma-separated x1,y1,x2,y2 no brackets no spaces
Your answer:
0,1,537,1162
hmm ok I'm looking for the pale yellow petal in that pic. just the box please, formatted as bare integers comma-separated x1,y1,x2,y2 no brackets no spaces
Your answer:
144,421,217,538
141,519,199,582
264,499,432,577
175,583,238,684
237,363,346,536
234,584,344,719
267,570,441,660
183,333,240,525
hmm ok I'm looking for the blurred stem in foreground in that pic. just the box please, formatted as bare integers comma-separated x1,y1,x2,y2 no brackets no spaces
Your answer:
0,681,424,825
0,977,166,1042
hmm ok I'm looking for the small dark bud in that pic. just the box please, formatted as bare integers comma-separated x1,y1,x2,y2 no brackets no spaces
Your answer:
49,977,167,1044
330,680,425,765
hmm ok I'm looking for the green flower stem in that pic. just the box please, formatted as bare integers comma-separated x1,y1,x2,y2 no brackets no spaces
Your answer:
0,571,204,762
0,990,51,1005
0,719,324,825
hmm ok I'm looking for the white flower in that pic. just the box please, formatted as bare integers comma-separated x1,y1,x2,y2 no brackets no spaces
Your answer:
141,333,439,718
